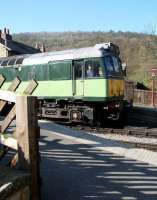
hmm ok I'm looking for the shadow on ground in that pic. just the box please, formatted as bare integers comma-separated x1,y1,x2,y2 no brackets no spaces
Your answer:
40,125,157,200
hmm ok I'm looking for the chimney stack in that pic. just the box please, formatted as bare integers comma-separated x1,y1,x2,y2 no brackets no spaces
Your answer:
40,43,45,52
4,28,6,34
3,28,6,39
6,28,12,40
35,42,39,49
1,27,12,41
7,29,10,35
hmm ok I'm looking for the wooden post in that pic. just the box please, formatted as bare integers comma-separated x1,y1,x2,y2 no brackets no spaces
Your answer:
16,96,40,200
151,77,155,107
151,68,157,107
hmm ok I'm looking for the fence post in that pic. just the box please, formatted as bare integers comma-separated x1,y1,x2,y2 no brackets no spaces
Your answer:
16,95,40,200
151,77,155,107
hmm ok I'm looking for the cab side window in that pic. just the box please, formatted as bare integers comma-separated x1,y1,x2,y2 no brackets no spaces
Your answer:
85,61,93,77
85,60,103,78
74,60,83,79
104,56,114,73
104,56,121,76
112,56,121,73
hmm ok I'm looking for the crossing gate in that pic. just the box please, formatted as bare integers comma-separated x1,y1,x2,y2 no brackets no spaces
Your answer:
0,75,40,200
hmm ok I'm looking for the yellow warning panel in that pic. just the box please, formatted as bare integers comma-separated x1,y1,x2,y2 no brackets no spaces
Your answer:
108,79,124,97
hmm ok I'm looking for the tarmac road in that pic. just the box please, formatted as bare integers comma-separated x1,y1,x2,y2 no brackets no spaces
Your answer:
40,121,157,200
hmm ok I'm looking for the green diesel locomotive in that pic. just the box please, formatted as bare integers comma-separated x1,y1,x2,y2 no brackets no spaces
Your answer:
0,43,126,124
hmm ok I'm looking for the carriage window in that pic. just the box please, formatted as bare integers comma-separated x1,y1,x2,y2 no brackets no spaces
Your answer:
8,59,16,65
74,61,83,79
49,61,71,80
104,56,114,73
1,60,8,66
16,58,24,65
85,60,103,78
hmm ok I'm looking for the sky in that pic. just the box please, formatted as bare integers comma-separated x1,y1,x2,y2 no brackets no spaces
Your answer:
1,0,157,34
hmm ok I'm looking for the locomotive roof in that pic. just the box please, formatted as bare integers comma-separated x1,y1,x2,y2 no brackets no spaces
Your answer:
0,42,119,67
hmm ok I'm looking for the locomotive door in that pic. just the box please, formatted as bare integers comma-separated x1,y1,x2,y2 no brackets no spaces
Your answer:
73,60,84,97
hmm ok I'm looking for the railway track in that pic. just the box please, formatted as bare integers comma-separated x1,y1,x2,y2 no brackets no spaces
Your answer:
45,106,157,151
68,123,157,137
64,124,157,152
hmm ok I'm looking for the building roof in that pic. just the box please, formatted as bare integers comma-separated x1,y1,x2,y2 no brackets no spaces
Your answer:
0,37,41,54
0,28,41,55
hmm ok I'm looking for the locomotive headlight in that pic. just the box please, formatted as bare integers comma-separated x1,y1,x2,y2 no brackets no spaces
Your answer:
115,104,120,108
71,110,82,120
73,112,78,119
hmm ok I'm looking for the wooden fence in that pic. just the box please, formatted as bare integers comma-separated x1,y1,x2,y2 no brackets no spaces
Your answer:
0,76,40,200
125,80,157,107
133,89,157,107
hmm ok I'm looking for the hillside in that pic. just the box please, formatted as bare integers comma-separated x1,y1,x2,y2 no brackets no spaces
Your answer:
13,31,157,86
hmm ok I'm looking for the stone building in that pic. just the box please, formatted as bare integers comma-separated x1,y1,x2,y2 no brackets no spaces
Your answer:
0,28,45,58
